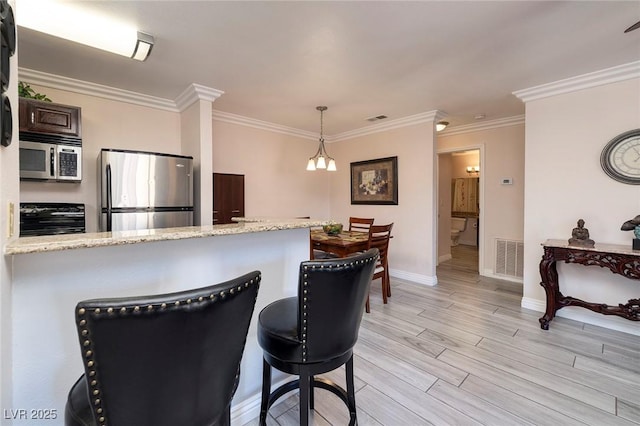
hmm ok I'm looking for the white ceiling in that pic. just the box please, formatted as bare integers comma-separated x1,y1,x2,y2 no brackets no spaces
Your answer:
15,1,640,135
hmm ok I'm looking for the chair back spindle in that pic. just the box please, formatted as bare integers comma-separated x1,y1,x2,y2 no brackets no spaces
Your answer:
365,223,393,312
348,217,374,233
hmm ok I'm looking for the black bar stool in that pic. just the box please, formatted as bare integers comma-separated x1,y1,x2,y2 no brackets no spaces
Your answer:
64,271,261,426
257,249,378,425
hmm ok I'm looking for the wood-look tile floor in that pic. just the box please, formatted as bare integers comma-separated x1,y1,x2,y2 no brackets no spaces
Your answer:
244,245,640,425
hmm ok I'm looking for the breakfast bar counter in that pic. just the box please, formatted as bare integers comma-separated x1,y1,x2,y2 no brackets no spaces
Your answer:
4,219,327,425
5,218,328,255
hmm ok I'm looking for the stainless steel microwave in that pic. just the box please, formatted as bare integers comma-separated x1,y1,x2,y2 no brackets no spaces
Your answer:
19,140,82,182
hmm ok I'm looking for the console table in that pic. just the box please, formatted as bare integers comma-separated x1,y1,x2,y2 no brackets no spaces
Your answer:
539,239,640,330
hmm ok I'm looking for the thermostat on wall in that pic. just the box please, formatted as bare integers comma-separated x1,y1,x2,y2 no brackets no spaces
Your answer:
501,177,513,185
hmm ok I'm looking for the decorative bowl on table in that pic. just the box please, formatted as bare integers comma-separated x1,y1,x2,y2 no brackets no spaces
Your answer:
322,223,343,236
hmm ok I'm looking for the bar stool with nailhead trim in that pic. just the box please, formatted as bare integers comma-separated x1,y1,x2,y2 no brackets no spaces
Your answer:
64,271,261,426
257,249,378,426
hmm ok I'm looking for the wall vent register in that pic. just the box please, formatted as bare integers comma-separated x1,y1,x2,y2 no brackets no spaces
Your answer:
495,238,524,279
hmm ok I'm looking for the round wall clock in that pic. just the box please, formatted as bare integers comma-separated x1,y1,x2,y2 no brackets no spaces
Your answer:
600,128,640,185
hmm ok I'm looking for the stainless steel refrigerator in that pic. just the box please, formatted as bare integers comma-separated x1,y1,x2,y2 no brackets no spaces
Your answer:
99,149,194,232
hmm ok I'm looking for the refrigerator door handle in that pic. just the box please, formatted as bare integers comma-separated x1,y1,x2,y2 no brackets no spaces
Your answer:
106,164,112,232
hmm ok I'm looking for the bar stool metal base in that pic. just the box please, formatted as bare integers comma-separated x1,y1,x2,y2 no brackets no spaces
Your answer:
259,354,357,426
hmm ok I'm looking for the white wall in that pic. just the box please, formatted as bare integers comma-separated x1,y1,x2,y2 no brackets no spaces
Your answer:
329,122,438,284
523,77,640,335
212,119,331,220
437,153,453,262
181,99,213,226
1,0,19,410
438,123,525,278
19,84,182,232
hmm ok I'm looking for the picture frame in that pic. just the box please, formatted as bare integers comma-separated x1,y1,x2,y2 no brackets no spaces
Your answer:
350,156,398,205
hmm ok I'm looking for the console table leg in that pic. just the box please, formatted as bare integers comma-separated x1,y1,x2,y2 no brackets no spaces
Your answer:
539,316,550,330
539,248,559,330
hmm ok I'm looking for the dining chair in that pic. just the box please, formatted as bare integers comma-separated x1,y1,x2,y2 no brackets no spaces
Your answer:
348,216,375,233
365,223,393,313
64,271,261,426
257,249,378,426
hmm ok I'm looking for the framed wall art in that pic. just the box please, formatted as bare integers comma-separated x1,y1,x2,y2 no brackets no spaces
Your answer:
350,156,398,205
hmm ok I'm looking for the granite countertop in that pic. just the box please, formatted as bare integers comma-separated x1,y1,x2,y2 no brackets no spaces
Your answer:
232,217,329,223
5,218,329,255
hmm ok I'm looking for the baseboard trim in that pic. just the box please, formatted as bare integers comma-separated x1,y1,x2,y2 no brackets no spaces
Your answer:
390,269,438,286
520,297,545,312
438,254,452,264
231,376,293,425
481,268,523,284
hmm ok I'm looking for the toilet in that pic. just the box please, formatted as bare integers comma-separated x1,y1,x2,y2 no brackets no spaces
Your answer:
450,217,467,246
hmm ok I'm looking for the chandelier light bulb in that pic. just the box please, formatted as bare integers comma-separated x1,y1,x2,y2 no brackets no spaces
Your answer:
307,159,317,171
316,156,327,169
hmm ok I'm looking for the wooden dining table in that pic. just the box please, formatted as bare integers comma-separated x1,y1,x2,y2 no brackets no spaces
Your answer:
310,229,370,259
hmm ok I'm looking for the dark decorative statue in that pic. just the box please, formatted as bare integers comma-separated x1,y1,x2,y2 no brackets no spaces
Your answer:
568,219,595,248
620,214,640,250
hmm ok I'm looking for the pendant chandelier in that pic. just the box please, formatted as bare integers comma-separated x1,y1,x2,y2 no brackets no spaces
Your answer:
306,106,336,171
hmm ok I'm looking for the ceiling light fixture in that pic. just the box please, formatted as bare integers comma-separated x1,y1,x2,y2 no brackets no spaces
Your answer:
307,106,336,171
17,0,154,61
436,121,449,132
365,114,388,122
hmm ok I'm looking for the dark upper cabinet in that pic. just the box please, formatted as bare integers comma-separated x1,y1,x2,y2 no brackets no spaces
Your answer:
19,98,81,138
213,173,244,225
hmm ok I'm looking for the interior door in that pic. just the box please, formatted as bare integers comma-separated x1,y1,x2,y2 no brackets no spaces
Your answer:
213,173,245,224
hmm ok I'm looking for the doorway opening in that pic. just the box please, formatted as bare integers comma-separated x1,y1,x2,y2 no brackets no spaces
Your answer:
437,148,482,274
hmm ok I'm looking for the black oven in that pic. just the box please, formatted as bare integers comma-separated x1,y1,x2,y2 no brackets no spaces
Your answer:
20,203,85,237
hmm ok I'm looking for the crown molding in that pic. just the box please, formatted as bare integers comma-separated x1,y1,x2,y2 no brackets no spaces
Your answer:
175,83,224,111
213,110,448,142
17,67,523,141
212,110,318,141
439,115,525,137
18,67,179,112
513,60,640,103
18,68,225,113
332,110,445,142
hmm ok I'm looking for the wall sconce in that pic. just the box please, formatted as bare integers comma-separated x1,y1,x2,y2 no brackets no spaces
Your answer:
436,121,449,132
466,165,480,175
18,0,155,61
